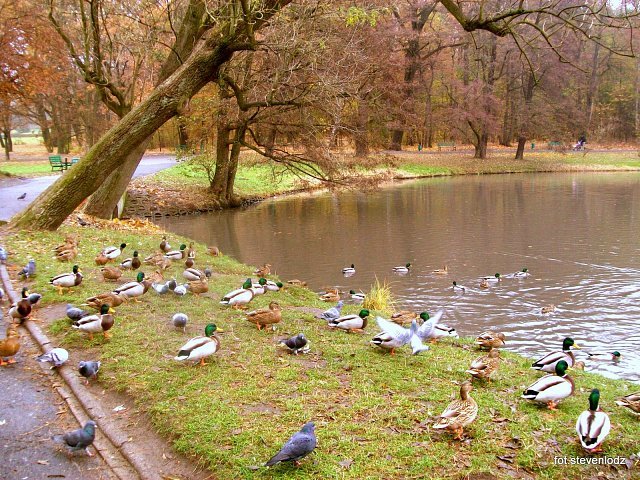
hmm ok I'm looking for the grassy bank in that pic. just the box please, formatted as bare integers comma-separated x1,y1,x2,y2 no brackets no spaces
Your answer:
0,161,58,177
3,223,640,479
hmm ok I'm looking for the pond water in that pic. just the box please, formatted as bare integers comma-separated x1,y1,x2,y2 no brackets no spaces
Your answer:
158,172,640,383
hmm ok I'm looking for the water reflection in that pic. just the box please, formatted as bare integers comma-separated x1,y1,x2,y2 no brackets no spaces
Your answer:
158,172,640,382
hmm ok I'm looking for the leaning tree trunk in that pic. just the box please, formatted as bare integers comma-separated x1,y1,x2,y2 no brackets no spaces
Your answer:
514,136,526,160
8,6,279,231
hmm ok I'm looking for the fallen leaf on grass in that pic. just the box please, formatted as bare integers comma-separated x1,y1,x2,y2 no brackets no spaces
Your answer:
338,459,354,469
37,460,49,465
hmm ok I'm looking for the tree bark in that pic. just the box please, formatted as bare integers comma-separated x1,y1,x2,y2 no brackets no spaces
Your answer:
354,97,369,157
515,136,526,160
514,70,535,160
9,1,290,231
211,123,232,196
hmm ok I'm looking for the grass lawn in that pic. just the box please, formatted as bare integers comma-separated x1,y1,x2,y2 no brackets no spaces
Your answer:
3,223,640,479
0,161,56,177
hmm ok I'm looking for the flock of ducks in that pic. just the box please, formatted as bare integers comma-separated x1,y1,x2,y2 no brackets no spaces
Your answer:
1,239,639,466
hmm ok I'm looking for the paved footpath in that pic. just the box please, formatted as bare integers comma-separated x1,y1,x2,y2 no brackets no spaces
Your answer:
0,154,176,222
0,324,117,480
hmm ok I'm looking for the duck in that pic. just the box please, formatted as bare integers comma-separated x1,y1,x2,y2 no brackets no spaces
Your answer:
432,265,448,275
522,360,574,410
144,252,164,265
159,236,171,253
342,264,356,275
101,266,123,282
265,280,283,292
72,304,115,340
207,246,221,256
287,279,307,287
278,333,309,355
54,234,78,253
531,337,580,372
172,313,188,332
475,331,506,350
416,311,456,342
615,392,640,414
317,301,344,322
371,317,429,355
120,251,141,270
452,281,466,293
102,243,127,260
0,325,20,365
174,324,221,366
50,265,83,295
254,263,271,277
251,277,268,296
246,301,282,330
56,245,78,262
390,311,416,326
466,348,501,381
576,389,611,453
349,290,365,301
481,273,501,282
112,272,151,301
185,257,195,268
433,381,478,440
587,351,621,362
95,252,110,265
183,267,205,281
85,292,127,310
504,268,530,279
186,242,196,258
393,263,411,274
328,309,369,332
187,279,209,296
541,304,556,314
164,244,187,260
479,279,490,289
432,323,459,340
320,288,340,302
220,279,255,308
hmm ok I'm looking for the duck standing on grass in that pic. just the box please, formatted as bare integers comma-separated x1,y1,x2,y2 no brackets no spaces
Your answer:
531,337,581,372
220,278,254,309
159,236,171,253
475,331,506,350
328,309,369,332
50,265,83,295
101,266,123,282
120,251,141,270
433,381,478,440
72,304,115,340
576,388,611,453
165,244,187,261
522,360,574,410
246,301,282,331
615,392,640,414
9,287,32,323
112,272,151,301
466,348,501,381
174,323,221,366
102,243,126,260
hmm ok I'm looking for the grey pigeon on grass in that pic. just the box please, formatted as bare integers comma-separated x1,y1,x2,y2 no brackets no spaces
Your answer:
279,334,309,355
78,361,101,384
18,259,36,278
66,304,90,321
52,420,96,456
0,246,7,263
37,348,69,368
172,313,188,332
317,301,343,321
265,422,316,467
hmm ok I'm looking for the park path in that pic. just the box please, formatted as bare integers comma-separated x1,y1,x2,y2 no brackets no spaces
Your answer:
0,154,176,222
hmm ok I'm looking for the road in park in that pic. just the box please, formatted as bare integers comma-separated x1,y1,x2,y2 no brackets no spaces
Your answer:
0,154,177,222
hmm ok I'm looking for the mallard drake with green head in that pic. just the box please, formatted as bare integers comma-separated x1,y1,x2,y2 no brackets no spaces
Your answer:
120,251,141,270
246,301,282,330
452,281,466,293
576,388,611,453
174,324,221,366
370,317,429,355
112,272,150,301
265,280,283,292
328,309,369,332
9,287,32,322
251,277,268,296
220,279,254,308
103,243,126,260
165,244,187,261
475,331,506,350
349,290,365,301
522,360,574,410
466,348,501,381
532,337,581,372
586,351,621,362
342,264,356,275
481,273,501,282
72,304,115,340
393,263,411,274
433,381,478,440
504,268,530,279
50,265,83,295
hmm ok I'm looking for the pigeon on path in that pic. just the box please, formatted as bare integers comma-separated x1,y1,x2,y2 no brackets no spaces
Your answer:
317,301,343,322
18,259,36,278
78,361,101,384
265,421,316,466
17,193,26,200
37,348,69,368
52,420,97,456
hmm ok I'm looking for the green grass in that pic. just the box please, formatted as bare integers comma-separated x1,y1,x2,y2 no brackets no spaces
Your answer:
0,161,55,177
4,225,640,479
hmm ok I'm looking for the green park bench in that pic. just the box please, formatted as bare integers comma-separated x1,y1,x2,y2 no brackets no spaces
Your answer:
547,141,563,150
437,141,456,152
49,155,65,172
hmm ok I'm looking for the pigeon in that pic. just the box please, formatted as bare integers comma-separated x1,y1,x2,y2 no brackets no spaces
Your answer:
172,313,188,332
415,310,444,342
78,361,101,384
265,421,316,467
18,259,36,278
36,348,69,368
204,267,213,278
27,292,42,307
17,192,27,200
0,246,7,263
371,317,429,355
278,333,309,355
66,304,91,321
52,420,96,456
173,283,188,296
151,282,170,295
317,300,343,321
